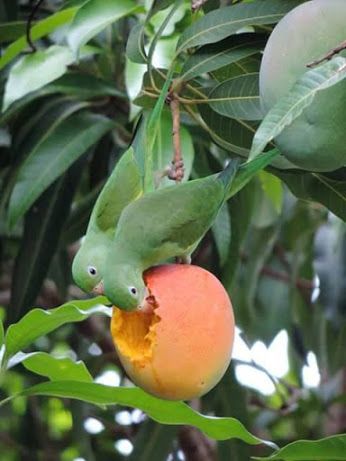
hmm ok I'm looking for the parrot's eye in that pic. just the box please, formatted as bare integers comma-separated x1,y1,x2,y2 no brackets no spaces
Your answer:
88,266,97,277
129,286,137,296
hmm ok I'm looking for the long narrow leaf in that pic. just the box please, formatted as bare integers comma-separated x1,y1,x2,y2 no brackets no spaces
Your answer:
6,380,275,447
249,57,346,160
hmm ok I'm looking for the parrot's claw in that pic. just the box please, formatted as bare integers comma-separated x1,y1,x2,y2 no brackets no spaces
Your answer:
93,281,104,295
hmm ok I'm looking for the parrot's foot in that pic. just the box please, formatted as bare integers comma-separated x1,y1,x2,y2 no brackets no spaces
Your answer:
175,255,191,264
168,159,184,182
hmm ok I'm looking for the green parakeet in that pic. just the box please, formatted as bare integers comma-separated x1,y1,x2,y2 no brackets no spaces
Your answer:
72,147,142,293
102,159,240,311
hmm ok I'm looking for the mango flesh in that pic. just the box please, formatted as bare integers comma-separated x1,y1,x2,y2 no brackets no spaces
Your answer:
111,264,235,401
260,0,346,171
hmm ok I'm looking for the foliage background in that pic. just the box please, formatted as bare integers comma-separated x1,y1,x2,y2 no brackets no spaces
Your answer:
0,0,345,460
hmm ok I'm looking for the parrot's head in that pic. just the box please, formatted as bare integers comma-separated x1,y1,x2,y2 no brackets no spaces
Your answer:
103,264,146,311
72,237,108,294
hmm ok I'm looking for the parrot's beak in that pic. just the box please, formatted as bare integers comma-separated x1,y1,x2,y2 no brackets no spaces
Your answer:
138,288,155,313
93,281,104,295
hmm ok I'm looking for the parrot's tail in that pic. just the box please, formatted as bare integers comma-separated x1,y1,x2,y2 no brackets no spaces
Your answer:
218,158,241,195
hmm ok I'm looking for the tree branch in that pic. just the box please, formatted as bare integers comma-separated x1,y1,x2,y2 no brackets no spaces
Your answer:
307,39,346,68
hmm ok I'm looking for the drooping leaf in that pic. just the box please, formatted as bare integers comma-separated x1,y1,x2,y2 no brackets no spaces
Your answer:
176,0,301,54
208,73,262,121
20,352,93,383
0,7,78,70
4,297,110,362
253,433,346,460
5,380,274,447
3,46,75,111
126,22,147,64
8,161,83,324
274,169,346,221
8,111,114,228
249,57,346,160
258,170,283,213
68,0,142,56
180,34,264,82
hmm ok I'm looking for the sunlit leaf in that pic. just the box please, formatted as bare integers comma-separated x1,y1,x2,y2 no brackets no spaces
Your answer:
8,380,274,447
20,352,93,382
4,297,110,361
254,433,346,460
68,0,142,55
0,7,78,70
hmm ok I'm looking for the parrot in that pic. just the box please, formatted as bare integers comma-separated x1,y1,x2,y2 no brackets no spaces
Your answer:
101,158,241,311
72,146,142,294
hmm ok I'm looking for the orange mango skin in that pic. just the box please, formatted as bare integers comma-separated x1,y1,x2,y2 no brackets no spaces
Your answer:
111,264,235,401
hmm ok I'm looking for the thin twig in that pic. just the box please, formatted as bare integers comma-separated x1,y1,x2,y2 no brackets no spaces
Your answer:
307,39,346,68
168,92,185,183
26,0,45,53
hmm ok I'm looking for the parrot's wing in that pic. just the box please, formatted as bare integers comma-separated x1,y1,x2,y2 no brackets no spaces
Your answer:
115,176,224,263
87,146,143,235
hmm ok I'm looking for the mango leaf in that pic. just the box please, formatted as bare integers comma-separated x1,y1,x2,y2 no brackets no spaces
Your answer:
176,0,301,54
180,34,264,82
0,21,26,43
274,169,346,221
249,57,346,160
3,46,75,111
253,433,346,460
258,170,283,213
129,420,177,461
4,297,110,362
8,112,114,228
19,352,93,382
208,73,262,120
0,7,78,70
68,0,142,56
8,162,83,324
126,22,147,64
5,380,275,447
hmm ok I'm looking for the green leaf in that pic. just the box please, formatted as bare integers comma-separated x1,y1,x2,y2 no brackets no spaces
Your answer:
0,7,78,71
0,317,4,347
253,434,346,460
68,0,141,56
4,297,110,361
208,73,262,120
176,0,301,54
20,352,93,382
8,380,273,446
126,22,147,64
180,34,264,82
212,203,231,267
258,170,283,213
8,161,83,324
249,57,346,160
0,21,26,43
8,112,114,228
274,169,346,221
3,46,75,111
